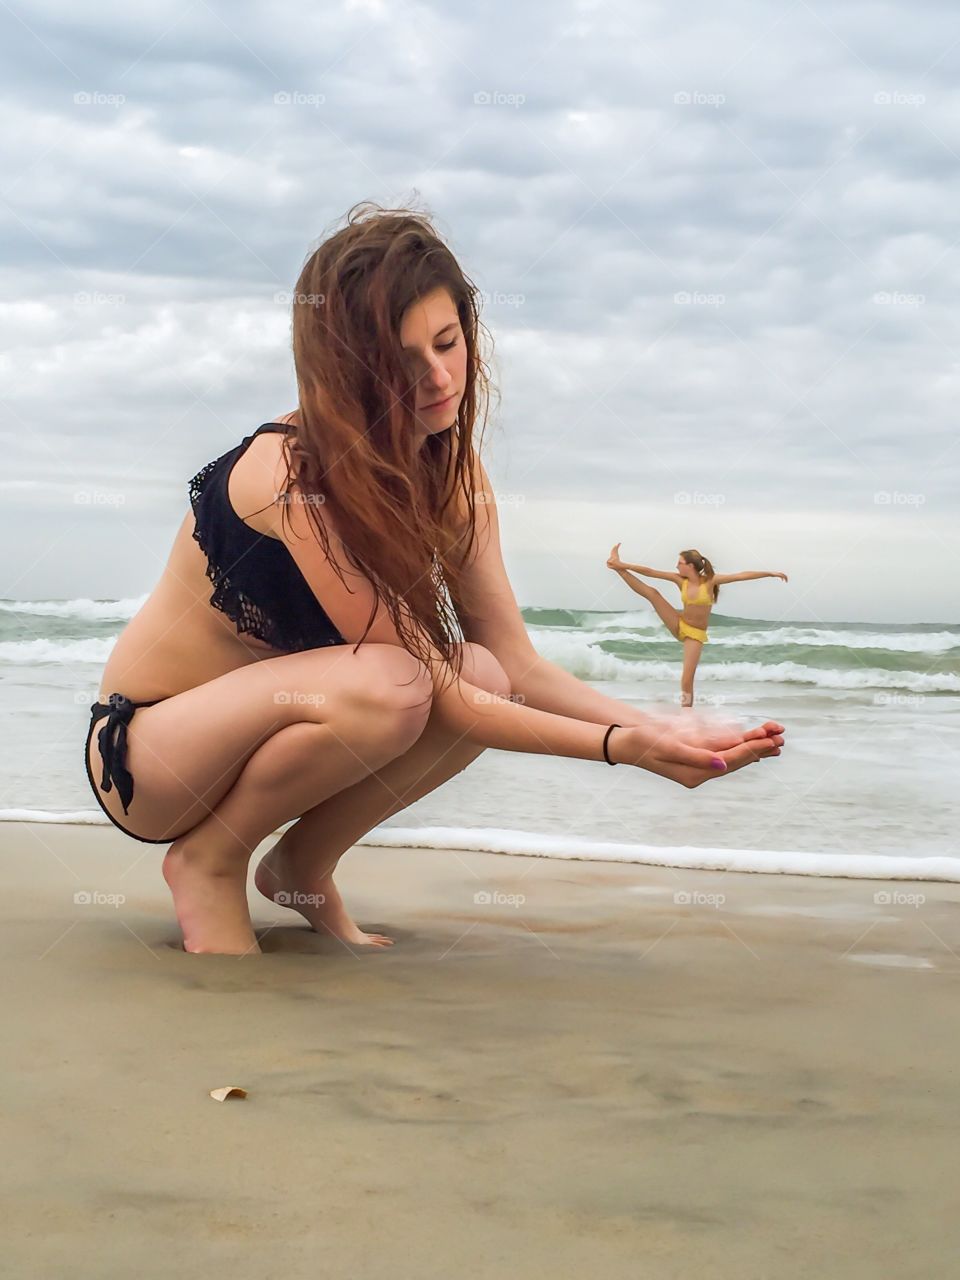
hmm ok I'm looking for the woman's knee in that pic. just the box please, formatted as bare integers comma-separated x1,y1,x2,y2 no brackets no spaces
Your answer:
359,642,509,771
341,644,433,746
349,640,510,716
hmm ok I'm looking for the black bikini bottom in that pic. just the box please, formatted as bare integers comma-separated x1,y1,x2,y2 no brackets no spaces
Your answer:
84,693,171,845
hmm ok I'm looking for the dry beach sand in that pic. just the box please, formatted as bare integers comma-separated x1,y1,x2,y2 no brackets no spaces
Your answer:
3,819,959,1279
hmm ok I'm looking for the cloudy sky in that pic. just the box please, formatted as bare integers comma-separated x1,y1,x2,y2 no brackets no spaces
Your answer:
1,0,957,623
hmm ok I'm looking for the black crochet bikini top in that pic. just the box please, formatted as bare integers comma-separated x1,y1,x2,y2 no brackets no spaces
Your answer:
188,422,346,652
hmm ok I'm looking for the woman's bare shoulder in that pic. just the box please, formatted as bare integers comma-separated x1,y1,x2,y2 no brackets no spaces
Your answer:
225,429,293,538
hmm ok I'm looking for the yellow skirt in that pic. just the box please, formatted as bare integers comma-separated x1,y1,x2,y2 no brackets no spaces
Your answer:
677,619,708,644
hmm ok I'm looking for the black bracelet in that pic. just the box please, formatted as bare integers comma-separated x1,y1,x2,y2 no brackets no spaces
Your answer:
602,723,621,765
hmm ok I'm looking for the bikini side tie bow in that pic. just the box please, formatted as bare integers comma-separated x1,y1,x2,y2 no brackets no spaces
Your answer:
91,693,138,815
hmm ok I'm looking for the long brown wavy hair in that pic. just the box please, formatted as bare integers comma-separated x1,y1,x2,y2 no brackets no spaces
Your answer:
680,548,720,602
276,201,496,679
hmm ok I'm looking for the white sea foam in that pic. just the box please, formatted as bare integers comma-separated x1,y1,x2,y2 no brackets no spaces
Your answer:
356,827,960,881
0,595,147,621
4,814,957,882
1,623,955,694
524,628,638,680
525,628,960,692
688,659,960,693
588,612,663,632
0,810,108,825
0,636,119,664
704,627,960,653
563,623,960,655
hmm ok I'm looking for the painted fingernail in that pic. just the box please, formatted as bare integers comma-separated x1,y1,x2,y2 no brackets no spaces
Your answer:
711,757,727,770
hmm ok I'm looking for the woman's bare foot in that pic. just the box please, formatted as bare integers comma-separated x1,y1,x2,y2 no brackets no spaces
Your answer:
162,838,261,956
254,834,394,948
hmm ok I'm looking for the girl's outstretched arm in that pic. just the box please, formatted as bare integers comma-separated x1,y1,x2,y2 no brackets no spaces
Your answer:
714,570,788,584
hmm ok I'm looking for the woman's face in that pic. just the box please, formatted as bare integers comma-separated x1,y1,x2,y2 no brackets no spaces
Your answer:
399,287,467,436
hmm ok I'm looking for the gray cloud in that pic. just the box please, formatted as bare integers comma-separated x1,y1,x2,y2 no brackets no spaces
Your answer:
1,0,958,619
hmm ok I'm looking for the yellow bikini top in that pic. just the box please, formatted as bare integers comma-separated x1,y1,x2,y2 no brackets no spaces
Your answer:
681,577,713,607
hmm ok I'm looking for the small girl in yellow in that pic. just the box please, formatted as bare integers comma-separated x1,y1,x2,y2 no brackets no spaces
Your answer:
607,544,788,708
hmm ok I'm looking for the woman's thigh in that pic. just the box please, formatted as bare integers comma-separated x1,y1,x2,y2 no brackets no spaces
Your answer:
86,643,429,841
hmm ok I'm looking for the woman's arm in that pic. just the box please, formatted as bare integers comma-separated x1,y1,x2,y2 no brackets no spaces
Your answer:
714,570,788,584
453,483,651,725
504,650,659,727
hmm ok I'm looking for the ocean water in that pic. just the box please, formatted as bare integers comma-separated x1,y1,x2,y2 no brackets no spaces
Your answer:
1,596,958,880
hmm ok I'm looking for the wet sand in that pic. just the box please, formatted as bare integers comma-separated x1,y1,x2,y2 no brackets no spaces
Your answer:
3,819,959,1279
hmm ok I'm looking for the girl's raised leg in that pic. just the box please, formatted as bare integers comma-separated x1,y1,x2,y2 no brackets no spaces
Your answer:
617,571,682,639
